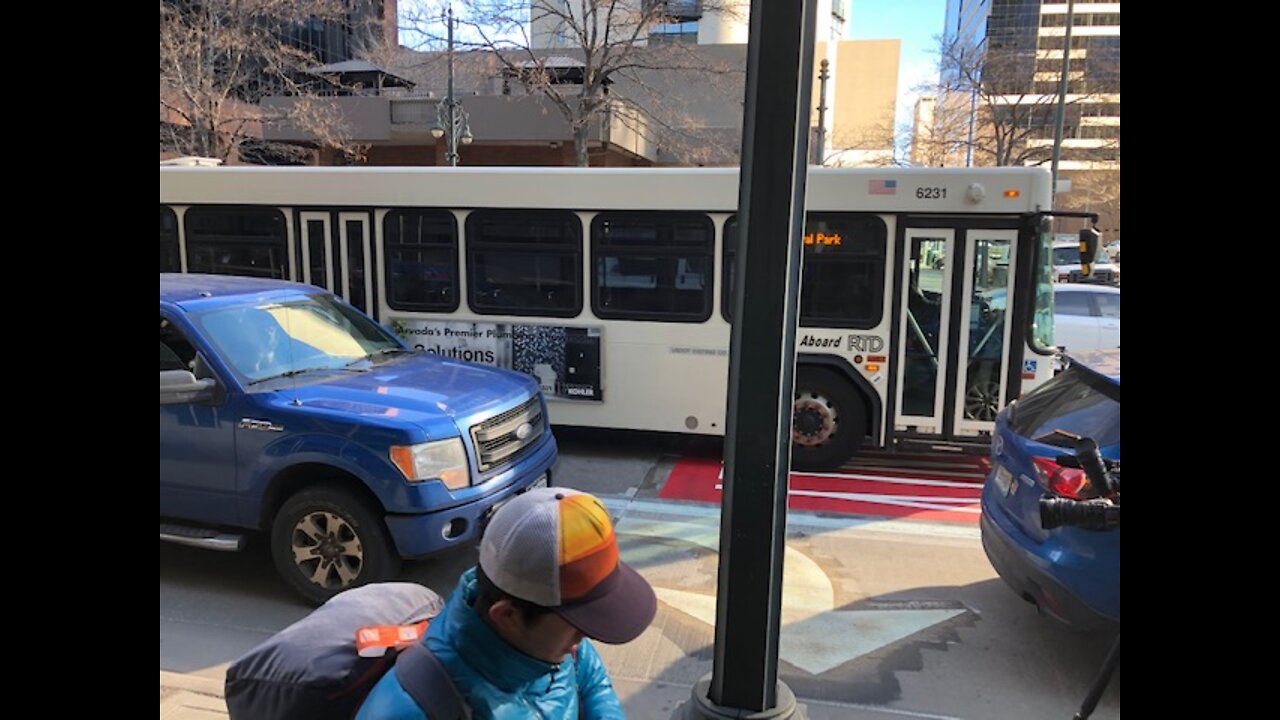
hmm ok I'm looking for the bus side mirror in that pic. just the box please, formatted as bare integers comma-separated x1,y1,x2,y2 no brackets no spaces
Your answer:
1078,227,1101,277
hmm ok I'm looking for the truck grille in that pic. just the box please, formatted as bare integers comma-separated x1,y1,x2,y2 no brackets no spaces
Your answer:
470,395,545,472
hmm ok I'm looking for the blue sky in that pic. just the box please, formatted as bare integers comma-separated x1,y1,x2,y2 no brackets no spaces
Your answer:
846,0,948,134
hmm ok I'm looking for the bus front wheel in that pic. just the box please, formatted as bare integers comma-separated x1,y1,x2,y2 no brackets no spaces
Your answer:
791,368,866,471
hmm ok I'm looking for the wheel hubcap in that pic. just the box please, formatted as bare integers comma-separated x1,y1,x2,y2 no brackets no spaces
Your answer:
793,392,837,447
291,511,364,589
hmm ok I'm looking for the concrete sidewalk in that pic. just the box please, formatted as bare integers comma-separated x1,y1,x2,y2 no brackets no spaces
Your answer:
160,671,228,719
161,501,1116,719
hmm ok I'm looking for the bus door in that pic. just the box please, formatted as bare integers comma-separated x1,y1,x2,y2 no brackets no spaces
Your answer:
337,212,374,317
895,229,956,435
298,211,374,316
299,212,335,291
952,229,1017,434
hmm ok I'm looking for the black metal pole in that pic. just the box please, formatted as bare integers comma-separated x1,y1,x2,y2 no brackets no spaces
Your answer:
1074,633,1120,720
1050,0,1075,194
446,6,458,167
814,59,829,165
679,0,816,717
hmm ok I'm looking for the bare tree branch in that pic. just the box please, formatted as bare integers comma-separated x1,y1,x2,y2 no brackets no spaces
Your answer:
402,0,744,166
159,0,375,164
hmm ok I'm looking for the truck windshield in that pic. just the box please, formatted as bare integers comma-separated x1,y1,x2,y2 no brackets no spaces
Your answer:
194,293,405,383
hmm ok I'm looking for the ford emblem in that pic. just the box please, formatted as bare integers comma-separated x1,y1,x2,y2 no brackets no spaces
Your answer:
515,422,533,440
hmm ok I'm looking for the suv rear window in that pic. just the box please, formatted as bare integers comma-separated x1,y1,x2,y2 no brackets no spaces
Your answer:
1009,364,1120,447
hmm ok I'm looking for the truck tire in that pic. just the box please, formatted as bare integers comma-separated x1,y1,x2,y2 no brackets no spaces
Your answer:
271,484,401,606
791,367,867,471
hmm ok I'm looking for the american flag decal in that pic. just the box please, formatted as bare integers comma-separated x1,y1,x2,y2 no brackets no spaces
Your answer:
869,179,898,195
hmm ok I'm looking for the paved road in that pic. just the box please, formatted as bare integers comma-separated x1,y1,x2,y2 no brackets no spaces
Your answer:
160,429,1119,719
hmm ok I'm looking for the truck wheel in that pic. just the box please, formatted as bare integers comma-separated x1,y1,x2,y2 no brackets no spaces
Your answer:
791,367,867,471
270,484,401,606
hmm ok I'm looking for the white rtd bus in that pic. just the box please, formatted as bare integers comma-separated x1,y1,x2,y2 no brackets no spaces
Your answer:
160,165,1059,469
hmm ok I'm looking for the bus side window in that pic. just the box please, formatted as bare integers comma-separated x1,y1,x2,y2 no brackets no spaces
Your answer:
183,206,288,280
798,213,887,329
466,210,582,318
384,209,459,312
723,213,886,329
592,212,713,323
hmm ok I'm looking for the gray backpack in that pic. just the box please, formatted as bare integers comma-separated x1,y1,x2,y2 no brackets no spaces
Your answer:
224,582,468,719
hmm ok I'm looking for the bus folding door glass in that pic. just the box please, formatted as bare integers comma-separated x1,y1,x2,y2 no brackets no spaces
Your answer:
592,212,713,322
466,210,581,318
184,207,288,279
346,219,368,313
799,214,887,329
160,207,180,273
305,220,329,289
384,210,458,312
902,236,948,417
963,236,1013,422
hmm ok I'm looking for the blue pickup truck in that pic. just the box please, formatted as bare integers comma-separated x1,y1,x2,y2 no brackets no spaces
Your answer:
160,274,557,604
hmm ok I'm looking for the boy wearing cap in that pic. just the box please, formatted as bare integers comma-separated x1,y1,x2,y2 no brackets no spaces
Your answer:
357,487,657,719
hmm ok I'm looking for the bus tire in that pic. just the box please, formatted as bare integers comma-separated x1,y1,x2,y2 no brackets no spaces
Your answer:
270,484,401,606
791,367,867,471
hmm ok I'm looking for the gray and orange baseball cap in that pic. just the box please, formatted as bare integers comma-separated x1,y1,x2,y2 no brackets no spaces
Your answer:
479,487,657,644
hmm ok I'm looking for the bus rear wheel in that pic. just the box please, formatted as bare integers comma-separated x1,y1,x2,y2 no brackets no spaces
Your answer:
791,367,866,471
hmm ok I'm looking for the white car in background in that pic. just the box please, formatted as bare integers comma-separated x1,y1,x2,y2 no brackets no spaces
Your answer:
1105,241,1120,264
983,284,1120,353
1052,283,1120,353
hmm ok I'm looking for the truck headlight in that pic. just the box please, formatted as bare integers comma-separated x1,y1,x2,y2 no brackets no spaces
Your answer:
390,438,470,490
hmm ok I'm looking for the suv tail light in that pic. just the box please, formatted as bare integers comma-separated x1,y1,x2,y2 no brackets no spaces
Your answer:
1032,457,1093,499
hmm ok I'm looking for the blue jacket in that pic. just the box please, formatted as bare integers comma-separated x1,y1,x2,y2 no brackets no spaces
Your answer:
357,568,626,719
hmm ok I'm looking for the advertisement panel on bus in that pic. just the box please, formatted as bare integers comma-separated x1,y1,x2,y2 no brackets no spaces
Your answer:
391,319,604,403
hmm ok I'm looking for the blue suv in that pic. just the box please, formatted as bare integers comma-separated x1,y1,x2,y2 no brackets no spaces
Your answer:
980,349,1120,630
160,274,557,604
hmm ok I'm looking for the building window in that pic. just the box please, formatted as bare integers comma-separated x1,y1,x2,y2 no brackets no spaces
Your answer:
467,210,582,318
649,21,699,44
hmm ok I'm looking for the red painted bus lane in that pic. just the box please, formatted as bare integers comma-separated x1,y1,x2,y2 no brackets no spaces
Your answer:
659,457,983,524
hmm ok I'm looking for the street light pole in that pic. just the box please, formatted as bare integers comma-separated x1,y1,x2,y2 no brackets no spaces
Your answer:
1050,0,1076,195
813,58,829,165
431,5,472,166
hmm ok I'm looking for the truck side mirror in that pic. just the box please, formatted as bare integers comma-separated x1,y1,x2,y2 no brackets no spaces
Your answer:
1078,228,1101,276
160,369,220,405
